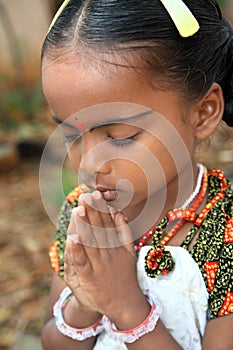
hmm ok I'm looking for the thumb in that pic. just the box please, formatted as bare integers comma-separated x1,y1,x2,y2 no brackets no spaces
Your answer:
67,207,82,243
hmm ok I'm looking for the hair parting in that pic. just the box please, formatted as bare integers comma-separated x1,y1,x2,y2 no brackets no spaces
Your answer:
42,0,233,127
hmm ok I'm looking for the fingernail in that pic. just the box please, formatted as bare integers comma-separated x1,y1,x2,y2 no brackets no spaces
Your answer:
93,191,102,200
67,234,79,243
108,206,117,214
115,212,128,225
80,193,93,206
76,205,86,217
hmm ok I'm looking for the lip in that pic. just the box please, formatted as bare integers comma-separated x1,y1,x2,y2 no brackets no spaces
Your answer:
95,186,119,201
82,183,119,201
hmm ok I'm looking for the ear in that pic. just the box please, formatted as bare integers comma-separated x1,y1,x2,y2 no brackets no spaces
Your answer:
192,83,224,140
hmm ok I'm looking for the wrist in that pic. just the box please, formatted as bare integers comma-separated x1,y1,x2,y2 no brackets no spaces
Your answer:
64,294,101,329
103,294,162,344
53,287,104,341
108,291,151,330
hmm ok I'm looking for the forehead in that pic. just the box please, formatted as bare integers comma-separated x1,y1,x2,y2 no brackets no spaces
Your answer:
42,54,150,113
42,53,186,132
42,54,167,110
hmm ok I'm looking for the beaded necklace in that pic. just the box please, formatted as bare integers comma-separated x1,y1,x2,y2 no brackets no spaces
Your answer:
144,169,232,278
134,164,207,252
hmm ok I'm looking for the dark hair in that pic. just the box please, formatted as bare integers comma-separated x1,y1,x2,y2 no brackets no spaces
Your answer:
42,0,233,126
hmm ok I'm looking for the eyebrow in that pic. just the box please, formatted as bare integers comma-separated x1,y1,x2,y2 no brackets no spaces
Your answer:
52,109,153,131
89,110,153,131
52,115,76,129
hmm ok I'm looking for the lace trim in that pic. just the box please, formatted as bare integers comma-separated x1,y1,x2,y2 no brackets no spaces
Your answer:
53,287,104,341
102,295,162,343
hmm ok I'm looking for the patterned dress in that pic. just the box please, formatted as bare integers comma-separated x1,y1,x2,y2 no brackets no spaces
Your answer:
49,169,233,350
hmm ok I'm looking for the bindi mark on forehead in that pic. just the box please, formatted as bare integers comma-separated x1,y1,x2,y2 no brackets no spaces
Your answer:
74,116,85,131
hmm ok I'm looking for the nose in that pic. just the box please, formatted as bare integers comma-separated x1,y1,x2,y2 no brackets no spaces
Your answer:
78,132,111,183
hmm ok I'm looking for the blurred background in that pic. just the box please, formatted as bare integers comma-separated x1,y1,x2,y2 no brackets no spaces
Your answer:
0,1,232,349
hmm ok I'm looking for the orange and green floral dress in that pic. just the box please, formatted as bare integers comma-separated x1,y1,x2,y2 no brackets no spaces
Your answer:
49,169,233,322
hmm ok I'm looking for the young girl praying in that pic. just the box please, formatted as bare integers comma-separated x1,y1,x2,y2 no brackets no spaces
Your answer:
40,1,233,349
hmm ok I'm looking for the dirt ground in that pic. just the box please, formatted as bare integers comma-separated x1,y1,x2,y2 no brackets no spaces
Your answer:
0,127,232,350
0,157,54,349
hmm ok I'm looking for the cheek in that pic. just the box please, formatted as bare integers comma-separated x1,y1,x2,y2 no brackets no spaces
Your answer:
67,146,82,172
68,142,113,176
113,159,152,196
146,130,194,183
150,144,177,181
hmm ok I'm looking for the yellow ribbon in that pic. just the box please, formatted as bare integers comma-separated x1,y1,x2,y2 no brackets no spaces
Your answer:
48,0,71,33
160,0,200,37
48,0,199,38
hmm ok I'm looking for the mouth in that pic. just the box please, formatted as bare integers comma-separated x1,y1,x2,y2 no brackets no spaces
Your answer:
82,182,120,202
95,187,119,201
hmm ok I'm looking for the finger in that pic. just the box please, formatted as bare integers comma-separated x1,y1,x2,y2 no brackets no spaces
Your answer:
74,194,98,248
64,241,78,285
70,241,92,274
66,208,81,243
92,191,119,248
80,193,112,248
109,206,118,221
114,212,136,257
93,191,115,229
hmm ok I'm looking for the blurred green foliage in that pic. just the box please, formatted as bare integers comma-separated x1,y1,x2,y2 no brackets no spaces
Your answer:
0,76,46,131
0,1,47,134
217,0,225,6
48,167,78,208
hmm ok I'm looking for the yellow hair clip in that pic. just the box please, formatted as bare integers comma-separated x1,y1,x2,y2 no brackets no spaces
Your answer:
48,0,199,38
160,0,200,37
48,0,71,33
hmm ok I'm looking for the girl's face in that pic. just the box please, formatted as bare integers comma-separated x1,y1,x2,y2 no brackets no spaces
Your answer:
42,53,197,226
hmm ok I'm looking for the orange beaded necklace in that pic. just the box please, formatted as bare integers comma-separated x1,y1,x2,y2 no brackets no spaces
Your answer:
135,165,208,252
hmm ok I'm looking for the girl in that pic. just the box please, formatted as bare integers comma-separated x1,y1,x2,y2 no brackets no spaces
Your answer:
41,0,233,349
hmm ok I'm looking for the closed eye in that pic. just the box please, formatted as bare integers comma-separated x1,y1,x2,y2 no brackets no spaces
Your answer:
108,132,140,146
62,134,81,143
52,116,82,143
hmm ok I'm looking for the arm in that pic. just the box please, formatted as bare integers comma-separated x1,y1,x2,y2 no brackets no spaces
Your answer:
41,272,100,350
42,190,233,350
41,188,101,350
112,302,233,350
66,191,233,350
66,192,183,350
202,313,233,350
108,304,183,350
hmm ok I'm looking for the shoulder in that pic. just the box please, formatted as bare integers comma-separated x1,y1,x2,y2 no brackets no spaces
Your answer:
202,169,233,318
189,169,233,318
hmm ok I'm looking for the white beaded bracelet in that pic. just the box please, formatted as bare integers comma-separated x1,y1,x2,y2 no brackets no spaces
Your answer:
53,287,104,341
102,295,162,343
